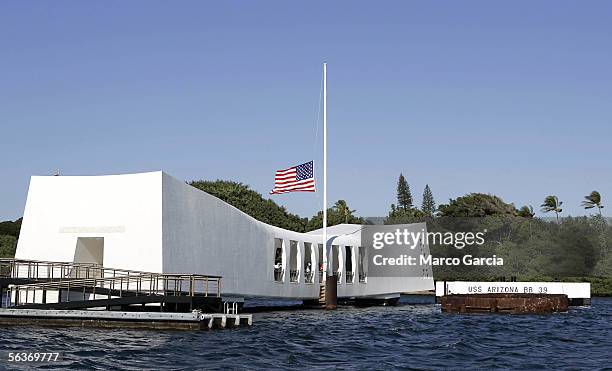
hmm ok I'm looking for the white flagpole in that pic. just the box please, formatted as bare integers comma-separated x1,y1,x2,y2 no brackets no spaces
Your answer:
322,62,328,282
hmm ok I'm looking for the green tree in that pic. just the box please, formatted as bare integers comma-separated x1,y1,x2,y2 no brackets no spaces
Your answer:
0,235,17,258
421,184,436,216
582,191,604,216
306,200,364,231
189,180,308,232
438,193,518,217
396,174,413,210
517,205,535,218
541,195,563,224
385,204,425,225
0,218,22,239
334,200,356,224
190,180,365,232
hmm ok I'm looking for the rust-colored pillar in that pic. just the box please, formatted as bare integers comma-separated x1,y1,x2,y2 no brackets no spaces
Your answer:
325,274,337,310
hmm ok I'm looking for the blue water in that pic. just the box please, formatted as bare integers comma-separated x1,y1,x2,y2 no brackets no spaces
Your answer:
1,296,611,370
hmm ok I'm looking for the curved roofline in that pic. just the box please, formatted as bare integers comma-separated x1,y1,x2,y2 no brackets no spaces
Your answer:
29,170,364,241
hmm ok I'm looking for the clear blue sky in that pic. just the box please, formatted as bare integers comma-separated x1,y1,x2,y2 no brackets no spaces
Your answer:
1,1,611,221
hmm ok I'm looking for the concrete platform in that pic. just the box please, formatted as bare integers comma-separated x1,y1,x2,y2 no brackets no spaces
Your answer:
440,294,569,314
436,281,591,306
0,309,252,330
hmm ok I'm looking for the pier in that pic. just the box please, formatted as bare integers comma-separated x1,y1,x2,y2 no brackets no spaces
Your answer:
0,259,252,330
0,309,252,330
1,259,222,312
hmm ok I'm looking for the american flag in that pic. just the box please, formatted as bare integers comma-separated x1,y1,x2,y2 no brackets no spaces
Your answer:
270,161,316,194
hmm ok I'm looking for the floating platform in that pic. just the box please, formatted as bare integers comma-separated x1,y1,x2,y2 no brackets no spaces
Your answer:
436,281,591,306
0,309,252,330
440,294,569,314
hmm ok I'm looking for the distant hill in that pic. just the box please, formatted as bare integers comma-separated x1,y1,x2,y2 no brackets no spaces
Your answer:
0,218,21,258
0,218,21,239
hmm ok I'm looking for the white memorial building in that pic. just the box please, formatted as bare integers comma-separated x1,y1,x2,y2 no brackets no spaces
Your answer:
15,171,434,300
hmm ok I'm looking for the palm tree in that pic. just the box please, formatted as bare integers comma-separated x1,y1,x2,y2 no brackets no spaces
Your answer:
582,191,604,216
518,205,535,218
541,195,563,224
334,200,356,224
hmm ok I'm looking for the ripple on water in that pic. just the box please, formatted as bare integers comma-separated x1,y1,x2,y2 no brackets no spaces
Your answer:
1,297,611,370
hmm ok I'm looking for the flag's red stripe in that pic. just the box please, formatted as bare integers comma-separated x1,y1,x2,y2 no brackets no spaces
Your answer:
271,182,315,192
276,167,295,174
271,188,315,194
275,169,296,174
272,185,315,192
272,186,315,193
274,178,304,185
275,171,296,178
275,175,296,181
273,179,315,189
275,167,296,175
274,178,315,186
270,162,314,195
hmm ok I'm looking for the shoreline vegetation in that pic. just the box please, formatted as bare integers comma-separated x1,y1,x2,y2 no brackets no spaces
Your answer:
1,177,610,295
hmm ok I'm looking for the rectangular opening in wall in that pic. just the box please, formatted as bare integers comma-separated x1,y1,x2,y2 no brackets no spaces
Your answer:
304,242,314,283
332,245,340,283
73,237,104,278
274,238,284,282
358,246,367,283
345,246,354,284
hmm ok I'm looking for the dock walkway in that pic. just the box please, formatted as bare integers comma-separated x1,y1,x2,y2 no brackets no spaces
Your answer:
0,308,252,330
1,259,222,312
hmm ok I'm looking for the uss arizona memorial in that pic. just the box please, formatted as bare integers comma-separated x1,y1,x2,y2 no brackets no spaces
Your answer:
15,171,434,302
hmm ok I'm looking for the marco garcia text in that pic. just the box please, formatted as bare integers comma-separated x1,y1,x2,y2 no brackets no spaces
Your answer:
372,254,504,267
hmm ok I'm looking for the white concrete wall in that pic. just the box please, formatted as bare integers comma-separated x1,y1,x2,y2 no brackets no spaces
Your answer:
16,172,163,273
162,173,433,299
162,173,321,299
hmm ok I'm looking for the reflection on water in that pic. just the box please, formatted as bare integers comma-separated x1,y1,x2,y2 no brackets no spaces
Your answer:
1,296,610,370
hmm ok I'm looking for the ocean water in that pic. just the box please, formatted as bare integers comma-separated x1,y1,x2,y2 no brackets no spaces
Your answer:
0,296,610,370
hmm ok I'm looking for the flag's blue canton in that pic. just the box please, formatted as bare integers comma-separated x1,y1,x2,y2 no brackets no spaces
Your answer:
296,161,314,181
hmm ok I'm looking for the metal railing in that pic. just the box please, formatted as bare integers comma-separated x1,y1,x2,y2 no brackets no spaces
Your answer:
289,270,299,283
274,267,284,282
224,301,239,314
6,273,221,308
346,271,354,283
359,272,367,283
318,270,324,283
304,271,314,284
336,272,342,284
0,258,150,282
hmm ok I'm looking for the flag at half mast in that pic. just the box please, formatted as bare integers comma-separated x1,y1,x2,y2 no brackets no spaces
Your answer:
270,161,315,194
